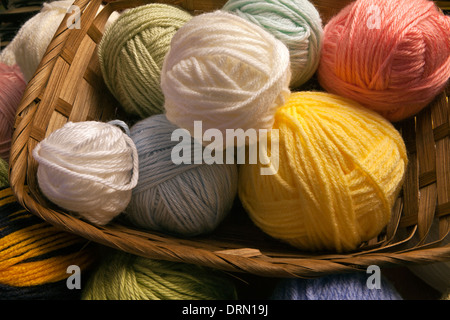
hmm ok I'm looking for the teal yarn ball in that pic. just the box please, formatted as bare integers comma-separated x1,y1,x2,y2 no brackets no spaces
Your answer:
125,114,238,236
222,0,323,88
271,273,403,300
98,4,192,118
82,250,238,300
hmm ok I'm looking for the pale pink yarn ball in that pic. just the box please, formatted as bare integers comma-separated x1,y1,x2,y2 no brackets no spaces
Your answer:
318,0,450,122
0,63,26,161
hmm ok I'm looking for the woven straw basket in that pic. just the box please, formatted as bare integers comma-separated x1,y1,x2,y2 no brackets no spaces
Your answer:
8,0,450,278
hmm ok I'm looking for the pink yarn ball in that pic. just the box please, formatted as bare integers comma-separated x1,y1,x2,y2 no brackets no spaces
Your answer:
0,63,26,161
318,0,450,122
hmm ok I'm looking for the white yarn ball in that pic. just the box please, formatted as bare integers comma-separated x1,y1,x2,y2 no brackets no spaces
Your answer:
161,10,291,149
33,120,139,225
0,0,120,82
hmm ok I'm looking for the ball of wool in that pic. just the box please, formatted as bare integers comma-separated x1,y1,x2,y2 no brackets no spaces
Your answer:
161,10,291,149
32,120,139,225
0,187,96,300
0,158,9,189
98,4,193,119
317,0,450,122
222,0,323,88
238,91,408,252
82,250,238,300
271,273,402,300
0,0,120,83
0,63,26,161
125,114,238,236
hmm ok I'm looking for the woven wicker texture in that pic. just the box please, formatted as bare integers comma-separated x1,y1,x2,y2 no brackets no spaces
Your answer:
8,0,450,278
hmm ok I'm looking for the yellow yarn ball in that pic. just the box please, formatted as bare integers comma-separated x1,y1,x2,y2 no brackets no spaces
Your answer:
238,92,408,253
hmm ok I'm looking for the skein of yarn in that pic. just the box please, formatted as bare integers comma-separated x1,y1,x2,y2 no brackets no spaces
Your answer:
0,159,9,189
82,250,238,300
318,0,450,122
0,187,96,300
32,120,139,225
0,0,120,82
238,91,408,252
125,114,238,236
0,63,26,161
222,0,323,88
271,272,403,300
98,4,193,119
161,10,291,149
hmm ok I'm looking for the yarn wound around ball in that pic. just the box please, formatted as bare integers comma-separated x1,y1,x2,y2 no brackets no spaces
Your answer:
317,0,450,122
0,187,96,299
99,3,193,119
81,249,238,300
271,272,403,300
125,114,238,237
222,0,323,88
161,10,291,149
0,0,120,82
32,120,139,226
238,91,408,252
0,63,26,161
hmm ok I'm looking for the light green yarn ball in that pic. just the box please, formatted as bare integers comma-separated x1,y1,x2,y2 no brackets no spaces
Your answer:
98,4,192,119
223,0,323,88
82,250,238,300
0,158,9,189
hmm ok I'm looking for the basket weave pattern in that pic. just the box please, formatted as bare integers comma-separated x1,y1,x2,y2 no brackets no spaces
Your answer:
9,0,450,278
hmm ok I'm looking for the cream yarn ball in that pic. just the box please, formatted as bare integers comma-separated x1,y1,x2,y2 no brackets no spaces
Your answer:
161,10,291,149
0,0,119,82
33,120,139,225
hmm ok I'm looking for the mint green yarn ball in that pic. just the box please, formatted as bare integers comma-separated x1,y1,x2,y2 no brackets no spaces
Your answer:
82,250,238,300
98,4,192,119
223,0,323,88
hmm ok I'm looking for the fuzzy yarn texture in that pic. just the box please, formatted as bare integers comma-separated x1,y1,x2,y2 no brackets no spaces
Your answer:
0,0,119,82
99,4,192,119
238,91,408,252
125,114,238,236
82,250,238,300
271,272,402,300
32,120,139,226
0,159,9,189
222,0,323,88
0,63,26,161
161,10,291,149
318,0,450,122
0,187,95,300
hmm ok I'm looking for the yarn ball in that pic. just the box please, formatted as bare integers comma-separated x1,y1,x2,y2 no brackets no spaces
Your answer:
125,114,238,236
0,0,120,82
222,0,323,88
318,0,450,122
161,10,291,149
238,91,408,252
82,250,238,300
32,120,139,225
0,63,26,161
271,272,403,300
98,4,193,119
0,187,96,300
0,158,9,189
